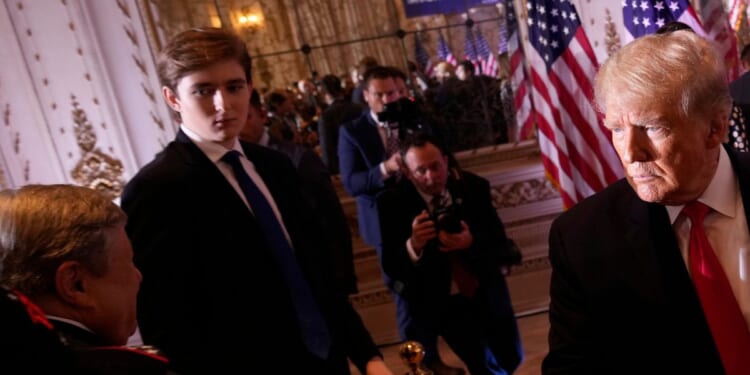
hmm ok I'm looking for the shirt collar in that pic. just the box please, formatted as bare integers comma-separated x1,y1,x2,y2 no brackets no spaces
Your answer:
180,124,245,162
258,129,270,147
46,315,95,334
666,146,737,223
370,111,389,128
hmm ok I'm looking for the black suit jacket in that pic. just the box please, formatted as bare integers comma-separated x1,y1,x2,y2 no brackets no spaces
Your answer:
542,148,750,374
730,72,750,125
376,170,514,317
121,131,379,374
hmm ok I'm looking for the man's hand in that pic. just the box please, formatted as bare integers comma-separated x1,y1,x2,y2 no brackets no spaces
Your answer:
365,357,394,375
384,152,402,176
438,221,473,252
410,210,436,255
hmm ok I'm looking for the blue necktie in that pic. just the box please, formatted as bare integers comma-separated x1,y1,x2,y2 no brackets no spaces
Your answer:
222,150,330,359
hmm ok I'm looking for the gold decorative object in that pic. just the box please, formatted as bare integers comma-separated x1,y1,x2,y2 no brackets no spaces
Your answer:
604,8,621,57
125,26,138,46
234,3,265,35
133,56,147,75
141,83,155,102
0,167,7,190
117,0,131,19
150,111,164,130
3,103,9,125
69,95,125,200
13,132,20,154
398,341,432,375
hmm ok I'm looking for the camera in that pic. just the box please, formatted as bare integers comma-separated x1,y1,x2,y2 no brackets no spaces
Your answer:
376,97,427,135
432,205,462,234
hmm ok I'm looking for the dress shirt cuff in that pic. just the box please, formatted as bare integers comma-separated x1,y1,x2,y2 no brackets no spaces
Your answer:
406,238,423,263
379,162,390,179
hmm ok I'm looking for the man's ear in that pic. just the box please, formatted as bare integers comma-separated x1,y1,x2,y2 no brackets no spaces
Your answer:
55,261,93,308
162,86,181,112
706,112,729,147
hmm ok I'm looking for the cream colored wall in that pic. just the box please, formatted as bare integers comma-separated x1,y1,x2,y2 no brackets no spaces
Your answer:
0,0,174,197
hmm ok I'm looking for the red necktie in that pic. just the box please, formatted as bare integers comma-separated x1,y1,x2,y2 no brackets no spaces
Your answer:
432,195,479,298
682,201,750,374
449,255,479,298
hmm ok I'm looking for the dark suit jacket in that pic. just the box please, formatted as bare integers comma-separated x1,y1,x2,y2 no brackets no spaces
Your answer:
121,130,379,374
338,112,394,247
318,99,364,174
376,170,514,315
0,288,77,374
51,320,173,375
730,72,750,126
542,148,750,374
265,136,358,295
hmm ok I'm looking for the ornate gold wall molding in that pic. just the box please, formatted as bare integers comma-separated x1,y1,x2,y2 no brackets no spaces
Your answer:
604,8,621,57
69,96,125,199
492,177,559,209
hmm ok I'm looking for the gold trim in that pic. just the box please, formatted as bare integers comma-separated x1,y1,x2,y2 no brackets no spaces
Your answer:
69,95,125,199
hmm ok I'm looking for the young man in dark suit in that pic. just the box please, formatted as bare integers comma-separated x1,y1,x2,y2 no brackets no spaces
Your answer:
544,30,750,374
377,132,523,375
120,27,391,375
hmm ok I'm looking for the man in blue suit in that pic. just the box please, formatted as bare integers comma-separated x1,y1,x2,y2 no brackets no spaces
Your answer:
338,66,462,375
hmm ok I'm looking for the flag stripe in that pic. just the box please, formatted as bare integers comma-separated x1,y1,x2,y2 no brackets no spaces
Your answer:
525,0,624,209
507,0,535,140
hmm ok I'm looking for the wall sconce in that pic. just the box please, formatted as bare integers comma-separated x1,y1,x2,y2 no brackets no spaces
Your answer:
235,3,265,34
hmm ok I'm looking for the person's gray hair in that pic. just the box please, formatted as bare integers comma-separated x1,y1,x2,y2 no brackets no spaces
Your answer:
595,30,732,123
0,184,126,297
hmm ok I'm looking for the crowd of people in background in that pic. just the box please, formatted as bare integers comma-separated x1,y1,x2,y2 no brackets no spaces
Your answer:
248,53,515,177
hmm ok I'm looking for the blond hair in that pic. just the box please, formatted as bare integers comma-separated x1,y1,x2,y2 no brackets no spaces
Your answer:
595,30,732,123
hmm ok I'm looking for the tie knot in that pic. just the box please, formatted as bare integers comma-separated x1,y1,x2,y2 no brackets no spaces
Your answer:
682,201,710,224
221,150,242,165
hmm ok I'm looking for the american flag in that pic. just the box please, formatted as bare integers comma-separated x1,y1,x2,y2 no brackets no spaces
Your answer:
507,0,535,140
526,0,623,209
498,18,508,55
622,0,705,43
414,33,435,77
437,31,457,66
697,0,740,81
463,26,481,74
622,0,740,83
475,27,498,77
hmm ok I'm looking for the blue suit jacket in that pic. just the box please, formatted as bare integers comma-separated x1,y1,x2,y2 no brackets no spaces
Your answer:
338,112,394,247
543,147,750,374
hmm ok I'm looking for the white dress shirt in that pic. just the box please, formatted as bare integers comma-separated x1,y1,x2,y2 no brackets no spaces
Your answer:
180,125,293,245
666,147,750,329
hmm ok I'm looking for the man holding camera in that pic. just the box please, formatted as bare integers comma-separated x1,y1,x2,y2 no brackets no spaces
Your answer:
339,66,466,374
377,132,524,375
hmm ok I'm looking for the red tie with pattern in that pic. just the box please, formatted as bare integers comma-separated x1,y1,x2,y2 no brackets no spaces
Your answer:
682,201,750,374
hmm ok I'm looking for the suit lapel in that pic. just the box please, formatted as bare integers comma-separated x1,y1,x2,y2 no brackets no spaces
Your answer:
726,147,750,227
355,115,386,165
